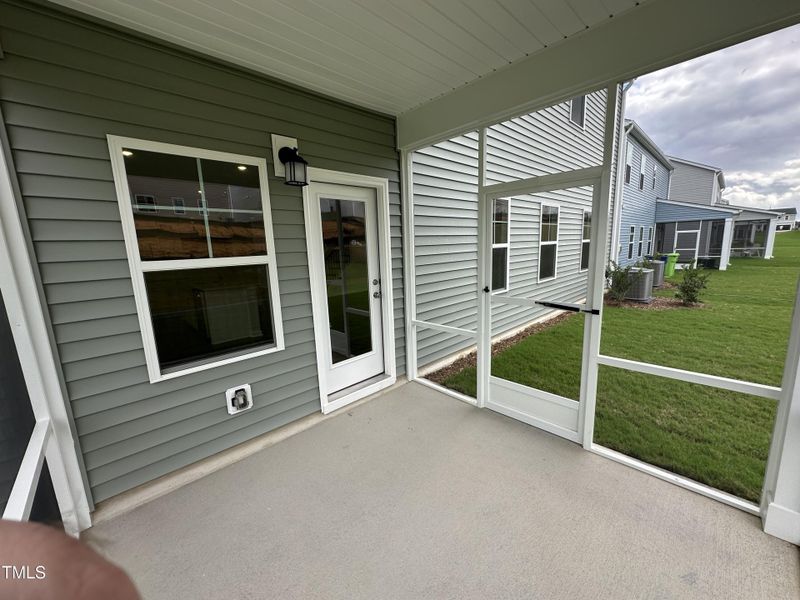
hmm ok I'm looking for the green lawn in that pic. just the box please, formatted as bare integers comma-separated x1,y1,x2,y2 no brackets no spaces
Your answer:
441,230,800,502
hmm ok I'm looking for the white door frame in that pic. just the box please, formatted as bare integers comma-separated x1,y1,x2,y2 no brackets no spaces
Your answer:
303,168,396,414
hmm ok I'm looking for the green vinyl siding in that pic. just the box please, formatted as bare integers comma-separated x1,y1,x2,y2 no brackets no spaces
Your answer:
0,0,403,502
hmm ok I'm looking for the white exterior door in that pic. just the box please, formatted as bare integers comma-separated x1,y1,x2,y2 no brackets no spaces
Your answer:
308,182,384,395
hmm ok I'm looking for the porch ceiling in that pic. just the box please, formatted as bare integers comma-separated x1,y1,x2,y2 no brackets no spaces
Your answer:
47,0,646,115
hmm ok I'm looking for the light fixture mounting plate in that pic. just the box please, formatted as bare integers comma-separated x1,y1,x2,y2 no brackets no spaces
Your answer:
271,134,297,178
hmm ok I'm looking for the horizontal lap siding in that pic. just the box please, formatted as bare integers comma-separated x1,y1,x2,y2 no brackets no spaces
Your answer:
412,90,614,369
617,135,669,266
0,1,402,502
669,162,715,205
655,203,733,223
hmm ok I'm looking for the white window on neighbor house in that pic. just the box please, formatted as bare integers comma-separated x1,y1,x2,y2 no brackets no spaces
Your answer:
580,210,591,271
492,198,510,292
638,226,645,257
647,226,654,255
108,136,284,383
625,143,633,184
569,95,586,128
628,226,635,259
639,154,646,190
652,164,657,190
539,204,559,281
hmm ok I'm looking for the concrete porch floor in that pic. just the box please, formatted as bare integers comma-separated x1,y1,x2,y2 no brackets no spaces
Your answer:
85,382,799,599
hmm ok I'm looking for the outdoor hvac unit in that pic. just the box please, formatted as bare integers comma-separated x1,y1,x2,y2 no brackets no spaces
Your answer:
625,268,654,303
651,261,665,288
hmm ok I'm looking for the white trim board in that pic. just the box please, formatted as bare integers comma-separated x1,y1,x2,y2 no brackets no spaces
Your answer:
302,167,396,415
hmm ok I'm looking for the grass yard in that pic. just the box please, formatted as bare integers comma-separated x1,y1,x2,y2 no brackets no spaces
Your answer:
440,230,800,502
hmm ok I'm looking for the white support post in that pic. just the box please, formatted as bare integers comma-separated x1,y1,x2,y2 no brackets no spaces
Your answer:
0,111,92,534
762,278,800,544
476,128,490,408
719,217,733,270
764,218,778,259
578,85,619,449
400,149,418,381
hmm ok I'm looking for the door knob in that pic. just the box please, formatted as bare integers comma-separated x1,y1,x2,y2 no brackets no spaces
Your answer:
373,291,382,298
372,279,380,285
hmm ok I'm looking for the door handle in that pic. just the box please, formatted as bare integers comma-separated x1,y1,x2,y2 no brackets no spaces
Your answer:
373,291,382,298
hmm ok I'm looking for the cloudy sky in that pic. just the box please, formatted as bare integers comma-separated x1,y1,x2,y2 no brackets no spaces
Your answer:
625,23,800,210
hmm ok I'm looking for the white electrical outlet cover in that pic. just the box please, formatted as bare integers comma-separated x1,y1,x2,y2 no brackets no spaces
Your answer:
271,134,297,178
225,384,253,415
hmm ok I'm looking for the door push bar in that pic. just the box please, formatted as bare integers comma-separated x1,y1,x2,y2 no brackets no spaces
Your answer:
535,300,600,315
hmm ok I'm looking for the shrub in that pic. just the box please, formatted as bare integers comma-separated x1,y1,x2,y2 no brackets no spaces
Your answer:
606,261,638,303
675,261,711,305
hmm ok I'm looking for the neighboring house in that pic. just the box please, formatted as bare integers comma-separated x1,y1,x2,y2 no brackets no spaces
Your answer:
773,207,798,231
614,120,673,267
613,125,780,270
412,91,620,371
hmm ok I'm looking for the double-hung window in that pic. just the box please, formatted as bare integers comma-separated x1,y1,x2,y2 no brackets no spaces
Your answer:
639,154,646,190
580,210,591,271
569,95,586,128
638,226,645,257
491,198,510,292
108,136,284,382
647,226,654,255
652,164,657,190
539,205,559,281
627,226,635,260
624,143,633,184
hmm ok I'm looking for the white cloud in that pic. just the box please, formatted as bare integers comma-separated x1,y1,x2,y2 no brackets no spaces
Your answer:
723,159,800,209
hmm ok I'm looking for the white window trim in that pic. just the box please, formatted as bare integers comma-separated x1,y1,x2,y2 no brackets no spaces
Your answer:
538,202,559,283
651,163,657,190
627,225,635,260
625,143,633,185
580,208,591,272
568,95,587,129
638,225,644,257
647,225,654,255
491,197,511,293
639,154,646,190
107,135,285,384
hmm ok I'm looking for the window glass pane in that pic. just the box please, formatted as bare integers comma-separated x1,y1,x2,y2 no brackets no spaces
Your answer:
493,222,508,244
493,198,509,222
539,244,556,279
583,212,591,240
123,150,267,260
492,246,507,290
124,149,209,260
145,265,275,371
320,198,373,363
581,240,590,270
541,207,559,242
570,95,585,126
199,158,267,258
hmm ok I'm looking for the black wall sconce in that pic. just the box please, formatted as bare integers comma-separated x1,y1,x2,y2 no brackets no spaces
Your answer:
278,146,309,187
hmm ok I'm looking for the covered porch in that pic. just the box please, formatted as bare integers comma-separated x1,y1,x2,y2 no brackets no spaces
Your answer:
84,382,800,599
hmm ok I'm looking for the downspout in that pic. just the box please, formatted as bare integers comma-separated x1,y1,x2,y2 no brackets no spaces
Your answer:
608,80,634,265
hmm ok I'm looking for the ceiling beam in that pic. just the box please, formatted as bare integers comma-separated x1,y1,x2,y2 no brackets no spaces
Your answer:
397,0,800,150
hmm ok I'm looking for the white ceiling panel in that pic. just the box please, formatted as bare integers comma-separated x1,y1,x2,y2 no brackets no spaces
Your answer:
48,0,647,114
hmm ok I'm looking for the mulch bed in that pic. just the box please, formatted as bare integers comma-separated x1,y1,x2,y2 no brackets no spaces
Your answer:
605,296,705,310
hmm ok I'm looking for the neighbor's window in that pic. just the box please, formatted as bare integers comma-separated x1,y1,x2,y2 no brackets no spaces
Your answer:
539,205,559,281
108,137,284,382
569,95,586,128
647,226,654,255
580,210,591,271
492,198,510,292
639,154,646,190
652,164,657,190
625,144,633,184
628,226,635,259
638,226,645,257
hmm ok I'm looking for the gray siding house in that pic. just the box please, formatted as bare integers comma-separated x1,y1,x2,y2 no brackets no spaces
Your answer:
615,120,672,267
412,91,620,372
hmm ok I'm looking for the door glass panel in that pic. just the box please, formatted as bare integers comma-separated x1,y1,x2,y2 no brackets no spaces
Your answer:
320,198,372,364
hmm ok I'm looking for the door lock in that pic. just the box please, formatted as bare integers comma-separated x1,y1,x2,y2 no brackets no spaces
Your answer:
373,291,382,298
372,278,380,285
